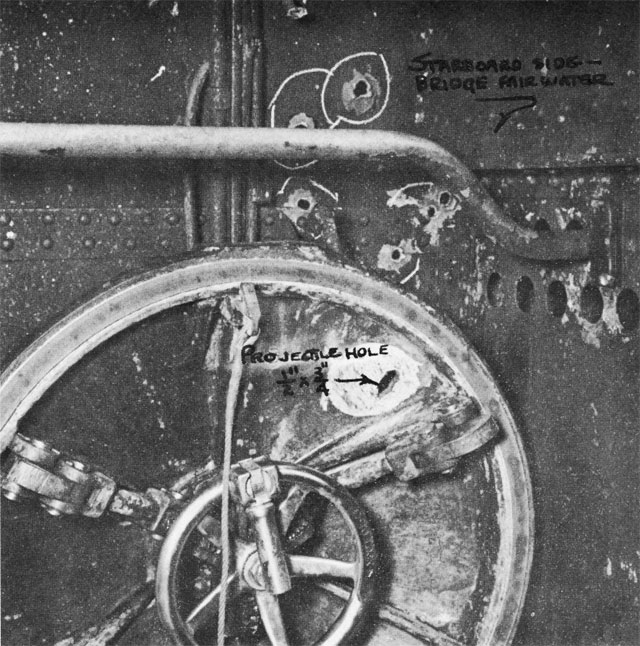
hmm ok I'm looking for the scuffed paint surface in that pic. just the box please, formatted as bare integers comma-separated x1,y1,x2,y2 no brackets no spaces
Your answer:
326,344,422,416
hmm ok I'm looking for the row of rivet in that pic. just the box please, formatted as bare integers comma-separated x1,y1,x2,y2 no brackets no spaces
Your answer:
1,211,182,252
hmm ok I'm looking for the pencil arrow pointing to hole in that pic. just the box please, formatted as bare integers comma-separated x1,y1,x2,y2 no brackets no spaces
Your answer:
335,370,399,393
335,373,380,387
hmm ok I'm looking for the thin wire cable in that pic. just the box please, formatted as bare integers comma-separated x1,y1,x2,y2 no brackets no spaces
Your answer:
217,326,246,646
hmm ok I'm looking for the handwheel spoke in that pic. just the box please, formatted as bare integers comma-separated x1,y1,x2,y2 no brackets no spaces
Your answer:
278,485,309,534
288,555,358,581
53,581,155,646
300,409,499,489
255,590,290,646
379,604,466,646
186,572,237,632
294,391,434,471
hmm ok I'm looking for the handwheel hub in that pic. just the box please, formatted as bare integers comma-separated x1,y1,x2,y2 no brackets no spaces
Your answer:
240,549,270,591
156,459,378,646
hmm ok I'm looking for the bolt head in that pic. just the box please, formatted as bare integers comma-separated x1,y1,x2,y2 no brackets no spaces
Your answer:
40,500,64,516
62,458,90,472
2,483,28,502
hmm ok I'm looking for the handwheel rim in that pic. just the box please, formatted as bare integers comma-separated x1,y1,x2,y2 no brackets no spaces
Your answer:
156,463,377,646
0,244,533,646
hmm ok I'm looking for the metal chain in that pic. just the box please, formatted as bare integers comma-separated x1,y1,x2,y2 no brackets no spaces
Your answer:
1,433,185,533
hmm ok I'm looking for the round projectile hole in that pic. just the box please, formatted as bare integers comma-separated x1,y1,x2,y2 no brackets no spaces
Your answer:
427,206,436,218
616,288,639,332
580,284,603,323
565,219,584,231
297,199,311,211
533,218,551,232
487,272,505,307
439,191,451,206
516,276,535,313
391,249,402,261
354,80,369,97
547,280,568,317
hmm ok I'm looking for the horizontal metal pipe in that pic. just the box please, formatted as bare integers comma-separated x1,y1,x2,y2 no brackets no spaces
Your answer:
0,122,590,260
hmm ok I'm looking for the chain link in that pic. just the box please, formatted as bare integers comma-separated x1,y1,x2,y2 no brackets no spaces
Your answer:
1,433,184,532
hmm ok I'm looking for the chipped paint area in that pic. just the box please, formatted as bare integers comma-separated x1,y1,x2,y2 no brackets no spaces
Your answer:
278,187,317,225
386,182,462,247
131,351,167,431
269,414,299,461
377,238,420,272
553,263,601,347
460,240,489,321
326,344,422,417
605,557,613,577
620,559,639,584
548,264,623,348
553,205,584,230
288,112,315,129
605,556,639,584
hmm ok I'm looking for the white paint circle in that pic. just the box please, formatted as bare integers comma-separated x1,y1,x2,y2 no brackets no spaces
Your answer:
320,52,391,127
